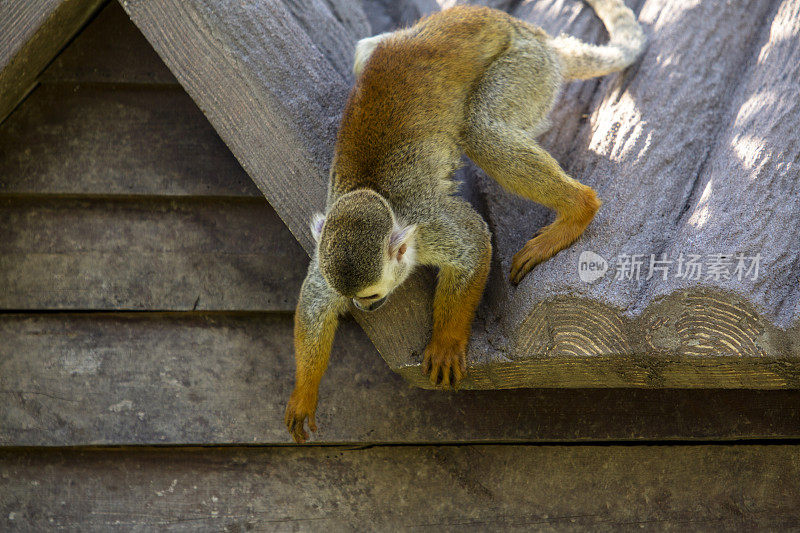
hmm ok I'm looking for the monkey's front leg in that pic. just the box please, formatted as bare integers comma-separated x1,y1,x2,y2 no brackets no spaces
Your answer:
423,233,492,389
285,315,334,443
285,265,344,443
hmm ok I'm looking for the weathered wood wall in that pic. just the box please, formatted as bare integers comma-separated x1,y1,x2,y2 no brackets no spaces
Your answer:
2,445,800,530
1,3,799,528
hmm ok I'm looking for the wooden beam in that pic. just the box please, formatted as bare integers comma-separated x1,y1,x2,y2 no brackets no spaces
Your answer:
2,312,799,446
1,445,799,529
0,0,105,124
119,0,350,251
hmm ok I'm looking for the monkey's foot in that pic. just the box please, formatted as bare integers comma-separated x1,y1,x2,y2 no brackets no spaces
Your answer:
510,221,582,284
511,187,600,284
284,388,318,443
422,337,467,389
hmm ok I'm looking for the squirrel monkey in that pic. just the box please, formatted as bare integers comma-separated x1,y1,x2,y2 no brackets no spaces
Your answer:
285,0,645,442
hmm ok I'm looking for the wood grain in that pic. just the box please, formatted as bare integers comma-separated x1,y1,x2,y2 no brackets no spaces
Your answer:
0,84,260,196
40,1,177,84
0,196,305,311
0,0,104,123
121,0,345,250
2,312,799,445
2,445,799,530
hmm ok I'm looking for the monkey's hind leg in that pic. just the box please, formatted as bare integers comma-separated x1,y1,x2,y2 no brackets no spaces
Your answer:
465,43,600,284
468,133,600,284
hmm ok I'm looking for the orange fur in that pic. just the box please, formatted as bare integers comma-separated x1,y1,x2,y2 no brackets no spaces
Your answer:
510,185,601,283
422,233,492,388
333,7,514,197
285,307,339,443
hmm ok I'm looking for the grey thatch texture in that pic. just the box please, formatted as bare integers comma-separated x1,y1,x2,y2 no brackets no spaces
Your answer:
121,0,800,388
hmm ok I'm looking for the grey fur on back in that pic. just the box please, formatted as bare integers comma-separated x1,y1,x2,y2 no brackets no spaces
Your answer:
549,0,646,80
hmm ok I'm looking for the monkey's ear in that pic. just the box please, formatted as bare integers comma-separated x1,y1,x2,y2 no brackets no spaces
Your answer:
389,223,417,261
310,213,325,242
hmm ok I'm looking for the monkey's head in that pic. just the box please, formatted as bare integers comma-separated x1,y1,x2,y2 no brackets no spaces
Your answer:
312,189,417,312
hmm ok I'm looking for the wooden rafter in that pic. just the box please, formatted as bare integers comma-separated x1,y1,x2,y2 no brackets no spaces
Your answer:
0,0,105,124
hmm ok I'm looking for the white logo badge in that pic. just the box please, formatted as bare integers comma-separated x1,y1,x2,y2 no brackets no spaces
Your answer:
578,250,608,282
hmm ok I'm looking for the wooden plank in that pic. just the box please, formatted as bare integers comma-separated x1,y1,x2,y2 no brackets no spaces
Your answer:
121,0,800,389
1,445,799,530
0,197,305,311
40,1,177,84
0,84,260,196
2,312,799,446
0,0,105,124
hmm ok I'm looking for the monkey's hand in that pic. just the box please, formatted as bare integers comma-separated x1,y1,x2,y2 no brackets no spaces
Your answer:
422,336,467,389
284,388,318,443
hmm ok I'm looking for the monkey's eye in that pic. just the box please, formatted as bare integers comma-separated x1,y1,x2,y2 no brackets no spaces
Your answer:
362,293,380,300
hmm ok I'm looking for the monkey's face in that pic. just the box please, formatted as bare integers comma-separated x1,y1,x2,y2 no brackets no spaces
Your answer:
311,190,417,311
350,233,416,312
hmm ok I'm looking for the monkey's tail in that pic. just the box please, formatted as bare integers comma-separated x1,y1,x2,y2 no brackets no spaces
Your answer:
548,0,646,81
